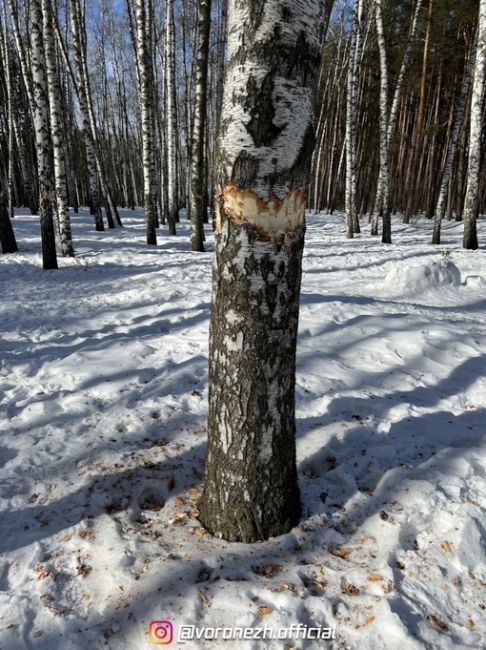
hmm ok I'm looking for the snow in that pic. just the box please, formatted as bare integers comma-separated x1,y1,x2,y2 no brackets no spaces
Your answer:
0,209,485,650
381,258,462,295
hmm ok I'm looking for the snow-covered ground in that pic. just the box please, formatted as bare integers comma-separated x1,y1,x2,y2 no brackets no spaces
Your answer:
0,210,485,650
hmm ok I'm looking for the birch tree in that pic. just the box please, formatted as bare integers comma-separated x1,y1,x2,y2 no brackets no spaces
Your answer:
188,0,211,252
133,0,158,245
371,0,391,243
30,0,58,269
463,0,486,250
201,0,326,543
345,0,364,239
42,0,74,257
68,0,105,231
7,0,39,215
165,0,178,234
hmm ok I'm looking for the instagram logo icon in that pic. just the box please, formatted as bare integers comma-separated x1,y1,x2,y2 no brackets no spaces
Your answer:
148,620,174,645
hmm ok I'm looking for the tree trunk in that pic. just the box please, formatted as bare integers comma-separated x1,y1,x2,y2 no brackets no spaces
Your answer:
188,0,211,252
201,0,325,543
1,6,15,221
345,0,364,238
372,0,391,244
432,35,475,245
0,180,18,254
134,0,158,245
42,0,74,257
30,0,58,269
68,0,105,231
165,0,178,234
463,0,486,250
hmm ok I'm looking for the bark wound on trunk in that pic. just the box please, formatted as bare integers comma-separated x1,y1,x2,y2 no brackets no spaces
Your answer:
216,185,306,240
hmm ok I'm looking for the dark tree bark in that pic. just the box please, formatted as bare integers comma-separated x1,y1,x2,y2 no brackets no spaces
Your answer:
0,180,18,254
201,0,326,543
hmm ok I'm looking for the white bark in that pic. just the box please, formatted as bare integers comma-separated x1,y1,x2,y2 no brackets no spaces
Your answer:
188,0,211,252
69,0,104,231
202,0,326,543
463,0,486,250
371,0,391,243
165,0,178,234
42,0,74,257
30,0,58,269
345,0,364,238
134,0,157,245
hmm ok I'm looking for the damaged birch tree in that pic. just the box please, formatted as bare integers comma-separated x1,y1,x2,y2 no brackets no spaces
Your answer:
201,0,326,543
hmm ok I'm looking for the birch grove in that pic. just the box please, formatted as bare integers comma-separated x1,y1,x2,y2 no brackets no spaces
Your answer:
0,0,485,261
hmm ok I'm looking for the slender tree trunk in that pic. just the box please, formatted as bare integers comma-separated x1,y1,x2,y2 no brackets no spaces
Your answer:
432,35,476,245
456,125,467,221
0,179,18,253
202,0,325,543
68,0,104,231
188,0,211,252
30,0,58,269
345,0,364,238
7,0,39,215
463,0,486,250
372,0,391,243
403,0,433,224
387,0,425,143
1,7,15,221
134,0,157,245
42,0,74,257
165,0,178,234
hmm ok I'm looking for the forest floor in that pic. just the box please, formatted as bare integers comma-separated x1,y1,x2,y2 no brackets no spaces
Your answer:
0,210,485,650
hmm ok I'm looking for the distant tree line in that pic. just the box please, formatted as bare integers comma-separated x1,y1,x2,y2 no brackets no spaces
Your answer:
0,0,485,268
